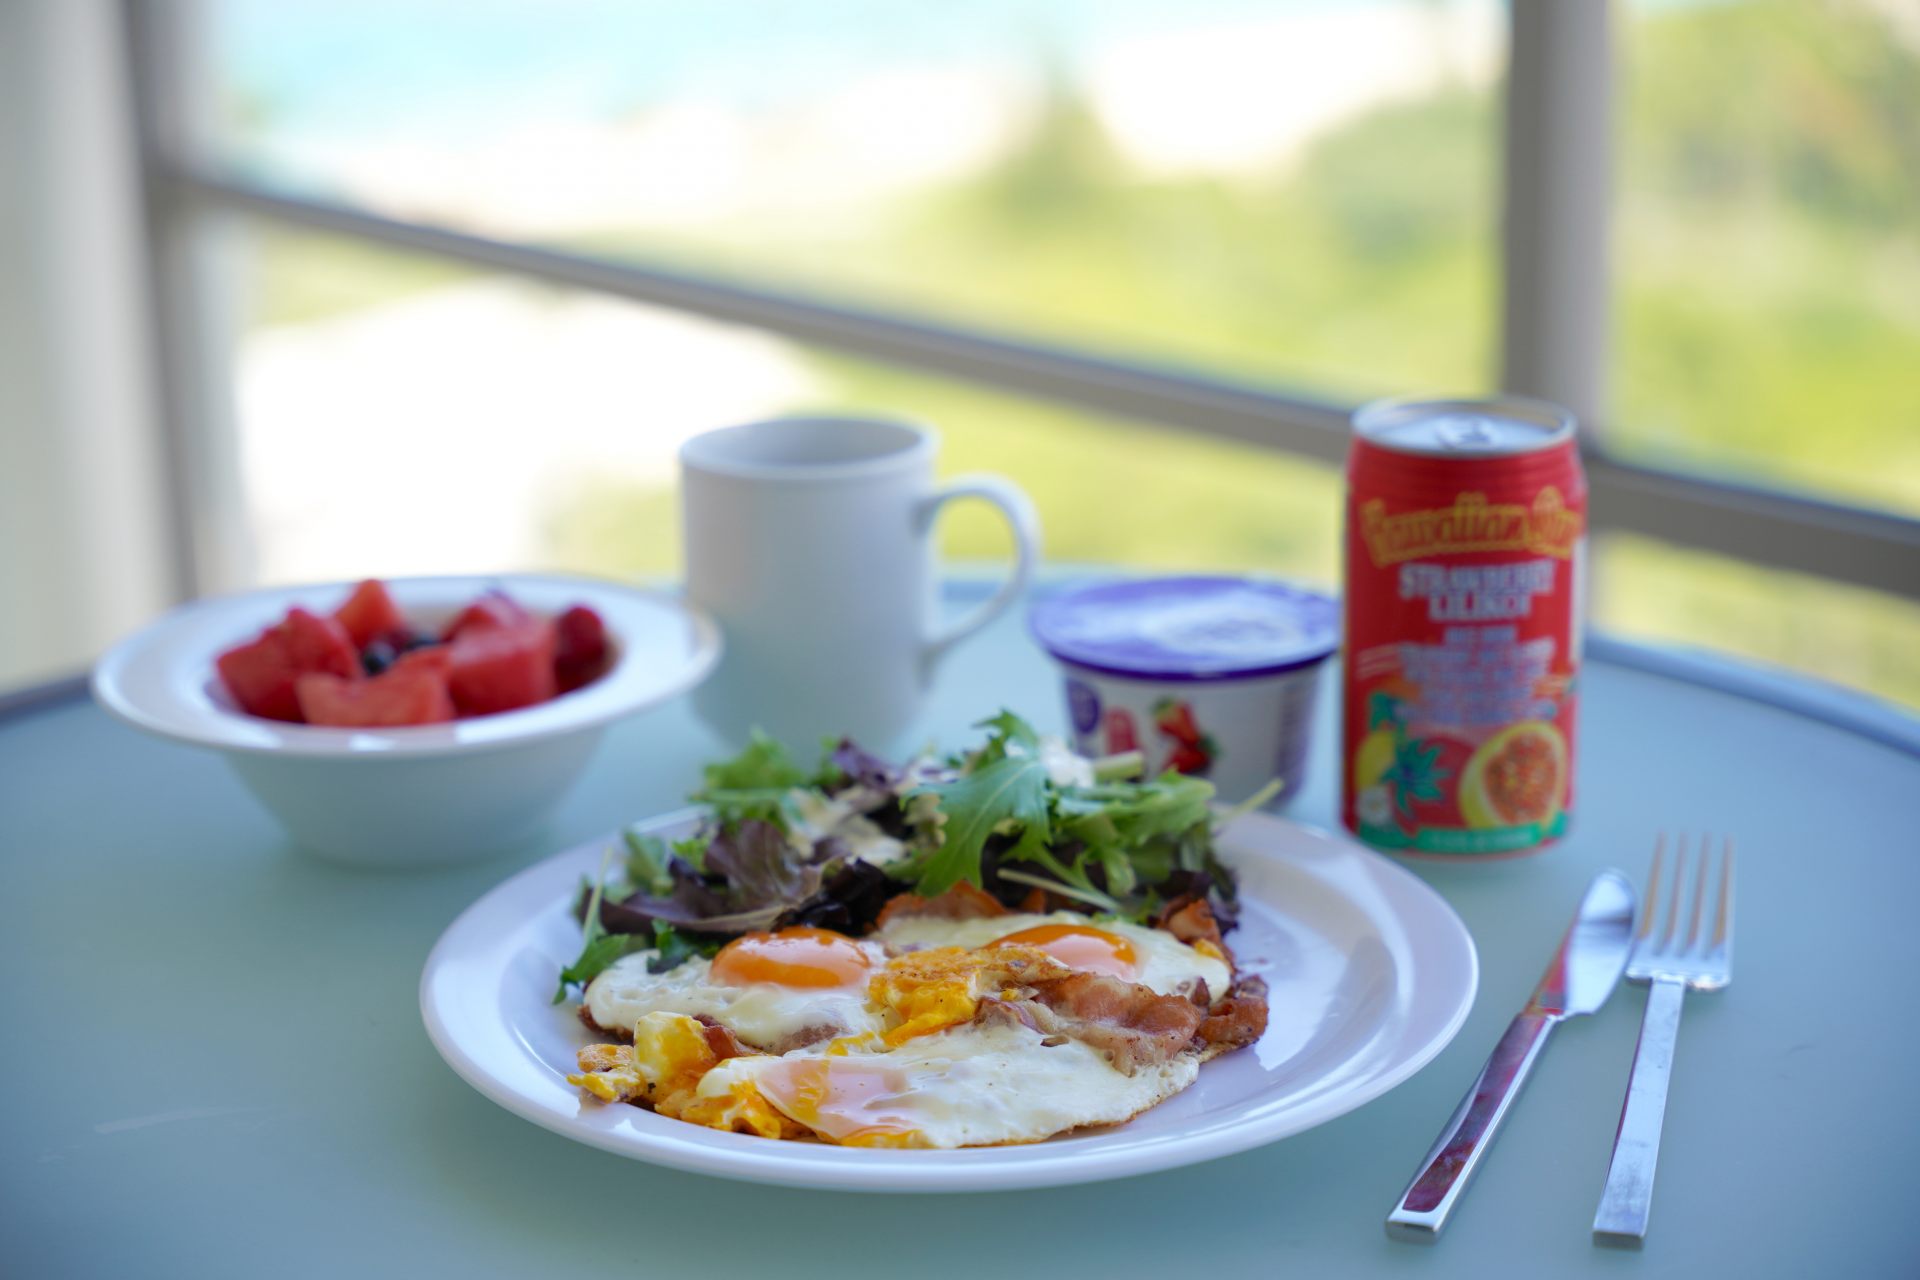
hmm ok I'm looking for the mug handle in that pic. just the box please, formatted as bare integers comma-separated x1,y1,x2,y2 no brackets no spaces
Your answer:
918,474,1041,666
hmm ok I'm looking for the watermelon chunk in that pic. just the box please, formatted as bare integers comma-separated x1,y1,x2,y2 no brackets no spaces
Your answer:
333,579,408,649
553,604,612,693
447,620,556,715
215,607,359,722
442,590,533,642
390,644,451,676
295,664,455,727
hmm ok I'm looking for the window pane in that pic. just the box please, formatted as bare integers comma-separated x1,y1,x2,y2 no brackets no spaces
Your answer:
231,229,1913,710
235,227,1340,591
208,0,1502,400
1613,0,1920,516
1595,535,1920,709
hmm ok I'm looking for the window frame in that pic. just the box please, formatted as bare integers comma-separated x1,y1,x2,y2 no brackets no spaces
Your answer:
121,0,1920,603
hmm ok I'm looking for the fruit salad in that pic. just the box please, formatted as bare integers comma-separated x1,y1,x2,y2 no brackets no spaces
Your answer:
214,579,613,727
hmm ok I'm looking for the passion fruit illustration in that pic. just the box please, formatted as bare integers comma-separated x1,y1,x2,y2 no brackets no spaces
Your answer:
1459,721,1568,828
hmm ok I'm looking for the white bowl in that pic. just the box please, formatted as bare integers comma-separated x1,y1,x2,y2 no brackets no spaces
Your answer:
91,574,722,869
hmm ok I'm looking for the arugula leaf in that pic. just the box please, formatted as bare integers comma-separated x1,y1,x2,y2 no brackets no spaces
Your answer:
999,836,1122,911
997,867,1120,912
910,751,1050,896
967,709,1041,769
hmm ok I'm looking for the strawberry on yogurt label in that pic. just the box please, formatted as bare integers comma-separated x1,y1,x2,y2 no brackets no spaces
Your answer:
1034,577,1337,806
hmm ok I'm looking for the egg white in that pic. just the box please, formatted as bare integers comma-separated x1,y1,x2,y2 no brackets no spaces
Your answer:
875,911,1232,1003
698,1019,1199,1148
583,945,888,1049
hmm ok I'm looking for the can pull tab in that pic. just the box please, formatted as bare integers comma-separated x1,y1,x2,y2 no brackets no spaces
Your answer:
1435,414,1500,451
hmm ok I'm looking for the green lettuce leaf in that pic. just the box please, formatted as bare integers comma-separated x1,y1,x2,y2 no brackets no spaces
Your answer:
690,730,814,827
700,730,809,792
553,920,721,1002
553,931,654,1002
621,829,676,897
647,921,723,974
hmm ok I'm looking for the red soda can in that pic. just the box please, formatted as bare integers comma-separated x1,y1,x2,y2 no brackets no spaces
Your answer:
1341,396,1586,857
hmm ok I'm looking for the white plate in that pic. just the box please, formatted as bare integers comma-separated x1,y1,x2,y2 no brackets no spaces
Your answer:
419,809,1478,1192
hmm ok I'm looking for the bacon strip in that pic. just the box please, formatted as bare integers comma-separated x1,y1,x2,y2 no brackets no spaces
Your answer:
1157,897,1229,960
581,1004,837,1054
973,996,1043,1035
1196,975,1269,1053
1023,972,1208,1075
579,1005,620,1039
874,882,1009,926
692,1014,752,1060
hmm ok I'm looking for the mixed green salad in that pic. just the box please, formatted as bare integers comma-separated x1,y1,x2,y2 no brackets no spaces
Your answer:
556,711,1275,1001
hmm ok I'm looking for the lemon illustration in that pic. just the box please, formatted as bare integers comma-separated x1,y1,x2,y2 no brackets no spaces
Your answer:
1352,728,1398,794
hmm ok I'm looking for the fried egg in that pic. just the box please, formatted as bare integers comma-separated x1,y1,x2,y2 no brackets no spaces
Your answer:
573,907,1248,1148
874,911,1232,1004
685,1017,1198,1148
583,926,889,1050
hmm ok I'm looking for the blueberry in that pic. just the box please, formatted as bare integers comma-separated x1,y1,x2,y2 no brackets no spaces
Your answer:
360,639,398,675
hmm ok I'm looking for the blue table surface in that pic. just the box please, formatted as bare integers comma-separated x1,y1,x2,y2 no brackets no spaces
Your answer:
2,583,1916,1279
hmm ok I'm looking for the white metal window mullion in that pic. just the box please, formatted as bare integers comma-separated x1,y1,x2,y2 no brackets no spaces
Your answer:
1500,0,1612,429
121,0,253,601
1497,0,1918,597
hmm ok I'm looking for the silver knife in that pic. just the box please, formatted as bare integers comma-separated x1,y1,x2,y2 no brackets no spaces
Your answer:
1386,870,1637,1241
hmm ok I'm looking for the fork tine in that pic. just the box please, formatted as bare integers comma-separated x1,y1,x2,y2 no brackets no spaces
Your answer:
1713,836,1735,951
1641,833,1666,942
1686,835,1710,951
1659,833,1687,949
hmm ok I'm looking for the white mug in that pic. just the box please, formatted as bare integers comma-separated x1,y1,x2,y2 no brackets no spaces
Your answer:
681,416,1041,750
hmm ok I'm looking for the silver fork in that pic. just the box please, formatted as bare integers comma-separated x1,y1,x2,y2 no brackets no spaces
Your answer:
1592,834,1735,1246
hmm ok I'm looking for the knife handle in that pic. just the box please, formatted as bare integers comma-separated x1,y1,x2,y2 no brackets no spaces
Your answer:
1386,1011,1556,1241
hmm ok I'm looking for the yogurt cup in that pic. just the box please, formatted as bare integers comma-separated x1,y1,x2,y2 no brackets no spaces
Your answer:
1027,577,1339,806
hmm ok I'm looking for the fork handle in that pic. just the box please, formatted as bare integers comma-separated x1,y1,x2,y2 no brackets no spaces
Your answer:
1593,978,1687,1245
1386,1011,1556,1240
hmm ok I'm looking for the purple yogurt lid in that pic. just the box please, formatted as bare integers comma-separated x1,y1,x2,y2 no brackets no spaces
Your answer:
1028,576,1339,683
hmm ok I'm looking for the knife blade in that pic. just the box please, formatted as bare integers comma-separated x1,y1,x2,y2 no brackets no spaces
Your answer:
1386,870,1637,1242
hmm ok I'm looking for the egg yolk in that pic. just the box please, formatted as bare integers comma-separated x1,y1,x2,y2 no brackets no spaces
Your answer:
990,923,1138,979
755,1058,922,1147
710,927,873,990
